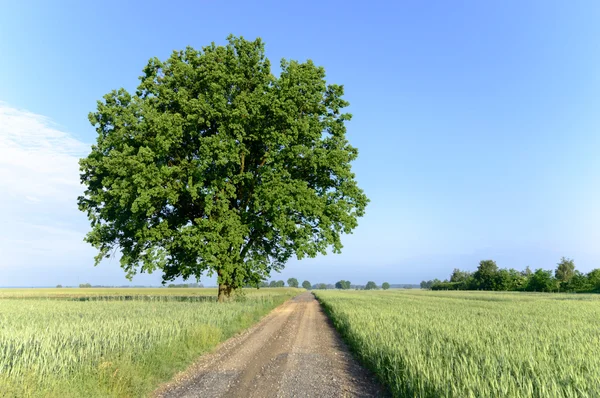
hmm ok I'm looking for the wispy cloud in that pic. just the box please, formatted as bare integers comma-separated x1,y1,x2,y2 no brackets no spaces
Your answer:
0,102,89,203
0,102,95,279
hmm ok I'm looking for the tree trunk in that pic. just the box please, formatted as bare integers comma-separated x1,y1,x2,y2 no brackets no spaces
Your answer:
218,283,232,302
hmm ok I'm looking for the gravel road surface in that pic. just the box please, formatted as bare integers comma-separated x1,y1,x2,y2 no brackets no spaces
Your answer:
155,292,388,398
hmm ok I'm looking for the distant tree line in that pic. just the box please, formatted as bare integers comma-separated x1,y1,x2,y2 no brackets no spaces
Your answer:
245,278,393,290
302,280,391,290
420,257,600,293
167,283,204,288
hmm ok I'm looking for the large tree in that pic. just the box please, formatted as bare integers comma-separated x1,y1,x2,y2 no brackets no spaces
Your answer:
79,36,368,301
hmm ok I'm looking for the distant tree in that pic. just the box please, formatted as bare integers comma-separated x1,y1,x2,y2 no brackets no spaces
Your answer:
276,280,285,287
587,269,600,290
495,269,513,291
526,269,556,292
555,257,575,288
269,280,277,288
365,281,377,290
450,268,471,283
472,260,499,290
335,280,351,289
287,278,299,288
566,271,590,292
420,280,432,289
56,284,62,288
381,282,390,290
522,266,533,277
259,281,269,288
315,283,328,290
508,268,527,290
302,280,311,290
79,283,92,288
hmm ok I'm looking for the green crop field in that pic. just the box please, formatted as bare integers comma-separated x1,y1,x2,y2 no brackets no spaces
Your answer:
0,288,299,397
315,290,600,398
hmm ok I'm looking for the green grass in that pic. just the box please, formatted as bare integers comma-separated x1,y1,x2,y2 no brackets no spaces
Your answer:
314,289,600,398
0,288,300,397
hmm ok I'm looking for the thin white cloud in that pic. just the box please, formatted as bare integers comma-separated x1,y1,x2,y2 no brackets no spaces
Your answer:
0,102,94,274
0,102,89,202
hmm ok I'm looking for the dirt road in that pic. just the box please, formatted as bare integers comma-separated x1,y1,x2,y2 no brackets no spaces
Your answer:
155,292,387,398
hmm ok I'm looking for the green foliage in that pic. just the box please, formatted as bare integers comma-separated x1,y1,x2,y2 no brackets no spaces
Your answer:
79,36,368,300
56,285,62,288
449,268,471,283
315,289,600,397
302,280,311,290
424,257,597,293
315,283,328,290
364,281,377,290
381,282,390,290
286,278,299,288
420,280,434,289
565,271,590,291
0,289,297,396
587,269,600,290
525,269,556,292
472,260,499,290
555,257,575,285
268,280,284,288
335,280,351,289
79,283,92,288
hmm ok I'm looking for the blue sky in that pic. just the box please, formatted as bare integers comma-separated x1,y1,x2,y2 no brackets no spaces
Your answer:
1,1,600,286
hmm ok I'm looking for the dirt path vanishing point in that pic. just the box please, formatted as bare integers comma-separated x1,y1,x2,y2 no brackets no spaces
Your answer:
155,292,388,398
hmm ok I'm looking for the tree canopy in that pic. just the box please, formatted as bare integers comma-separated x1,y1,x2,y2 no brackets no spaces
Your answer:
302,280,311,290
472,260,499,290
287,278,299,288
79,36,368,301
381,282,390,290
365,281,377,290
335,280,351,289
555,257,575,283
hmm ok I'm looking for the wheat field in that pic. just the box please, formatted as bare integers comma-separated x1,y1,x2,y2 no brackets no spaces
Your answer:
0,288,299,397
315,289,600,398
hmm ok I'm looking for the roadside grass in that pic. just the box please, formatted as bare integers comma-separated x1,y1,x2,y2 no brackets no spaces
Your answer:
314,289,600,398
0,288,301,397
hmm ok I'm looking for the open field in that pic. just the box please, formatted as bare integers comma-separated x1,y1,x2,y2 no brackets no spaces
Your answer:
0,288,300,397
0,287,295,298
315,290,600,398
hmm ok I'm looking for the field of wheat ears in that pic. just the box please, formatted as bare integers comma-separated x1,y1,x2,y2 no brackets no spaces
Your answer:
0,288,299,397
315,289,600,398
